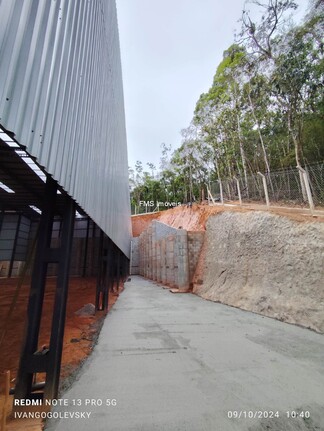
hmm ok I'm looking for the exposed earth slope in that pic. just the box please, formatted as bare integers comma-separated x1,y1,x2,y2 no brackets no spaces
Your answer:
132,204,324,333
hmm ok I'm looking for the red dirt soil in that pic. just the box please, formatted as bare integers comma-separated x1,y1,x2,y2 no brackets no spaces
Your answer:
132,202,324,236
0,276,123,430
131,212,161,237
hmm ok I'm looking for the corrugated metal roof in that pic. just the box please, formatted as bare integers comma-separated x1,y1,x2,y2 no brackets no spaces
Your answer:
0,0,131,257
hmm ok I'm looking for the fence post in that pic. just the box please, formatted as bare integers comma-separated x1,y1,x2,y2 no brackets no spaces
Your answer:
233,176,242,206
257,172,270,207
298,170,307,201
219,179,224,205
297,166,315,213
207,186,215,205
129,240,133,276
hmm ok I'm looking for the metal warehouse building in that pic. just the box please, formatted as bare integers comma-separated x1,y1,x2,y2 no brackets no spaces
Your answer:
0,0,131,401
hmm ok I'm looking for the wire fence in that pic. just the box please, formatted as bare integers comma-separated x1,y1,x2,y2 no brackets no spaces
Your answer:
131,204,160,216
209,162,324,208
130,162,324,215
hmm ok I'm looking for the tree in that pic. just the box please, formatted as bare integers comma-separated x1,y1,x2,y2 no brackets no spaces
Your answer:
147,162,156,178
239,0,298,62
271,14,324,166
159,143,172,171
194,45,251,190
129,0,323,211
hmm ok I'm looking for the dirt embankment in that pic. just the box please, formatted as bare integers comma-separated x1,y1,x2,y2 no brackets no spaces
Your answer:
132,212,161,237
132,205,230,236
133,204,324,332
193,212,324,333
131,203,321,237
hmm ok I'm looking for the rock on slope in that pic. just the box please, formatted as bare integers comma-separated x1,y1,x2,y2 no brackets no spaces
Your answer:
193,211,324,333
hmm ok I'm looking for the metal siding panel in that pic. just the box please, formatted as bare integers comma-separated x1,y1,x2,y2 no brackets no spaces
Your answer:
0,251,12,260
51,1,81,182
0,0,131,256
16,0,51,140
0,230,16,241
0,0,24,113
47,0,77,176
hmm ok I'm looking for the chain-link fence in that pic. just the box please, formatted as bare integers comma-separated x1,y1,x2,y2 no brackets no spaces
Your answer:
209,162,324,207
131,203,160,216
307,163,324,206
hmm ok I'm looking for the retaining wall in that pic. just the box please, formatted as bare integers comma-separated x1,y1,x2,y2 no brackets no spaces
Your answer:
131,220,204,290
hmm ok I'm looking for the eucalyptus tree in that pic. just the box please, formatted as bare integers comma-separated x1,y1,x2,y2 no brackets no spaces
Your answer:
130,0,323,212
194,44,251,190
241,62,274,173
134,160,143,185
128,166,136,189
238,0,322,169
270,12,324,167
179,125,199,202
239,0,298,62
159,142,172,171
147,162,156,178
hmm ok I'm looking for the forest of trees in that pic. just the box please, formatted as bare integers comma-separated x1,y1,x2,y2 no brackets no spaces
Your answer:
129,0,323,210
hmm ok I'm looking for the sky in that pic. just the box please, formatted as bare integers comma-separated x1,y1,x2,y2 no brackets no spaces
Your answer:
116,0,309,171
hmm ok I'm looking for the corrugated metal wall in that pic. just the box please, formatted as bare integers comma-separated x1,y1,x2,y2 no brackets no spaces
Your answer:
0,0,131,257
0,214,30,261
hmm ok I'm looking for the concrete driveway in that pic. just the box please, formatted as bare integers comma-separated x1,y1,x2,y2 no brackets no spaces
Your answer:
46,276,324,431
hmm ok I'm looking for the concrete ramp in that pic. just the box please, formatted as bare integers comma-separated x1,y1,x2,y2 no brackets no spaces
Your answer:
47,276,324,431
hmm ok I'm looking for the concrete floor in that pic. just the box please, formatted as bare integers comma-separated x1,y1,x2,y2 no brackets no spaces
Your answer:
46,276,324,431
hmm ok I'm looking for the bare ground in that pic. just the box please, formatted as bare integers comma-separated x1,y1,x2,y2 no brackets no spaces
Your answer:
0,277,122,430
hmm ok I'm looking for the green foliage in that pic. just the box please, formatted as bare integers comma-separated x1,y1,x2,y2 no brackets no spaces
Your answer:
130,1,324,209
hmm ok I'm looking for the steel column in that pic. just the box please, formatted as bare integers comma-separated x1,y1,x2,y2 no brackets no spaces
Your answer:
95,231,104,311
96,232,111,311
96,236,117,311
115,248,121,292
15,177,76,401
109,243,116,294
101,238,111,310
44,196,75,401
82,217,90,277
104,239,115,309
15,177,57,400
121,253,129,280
